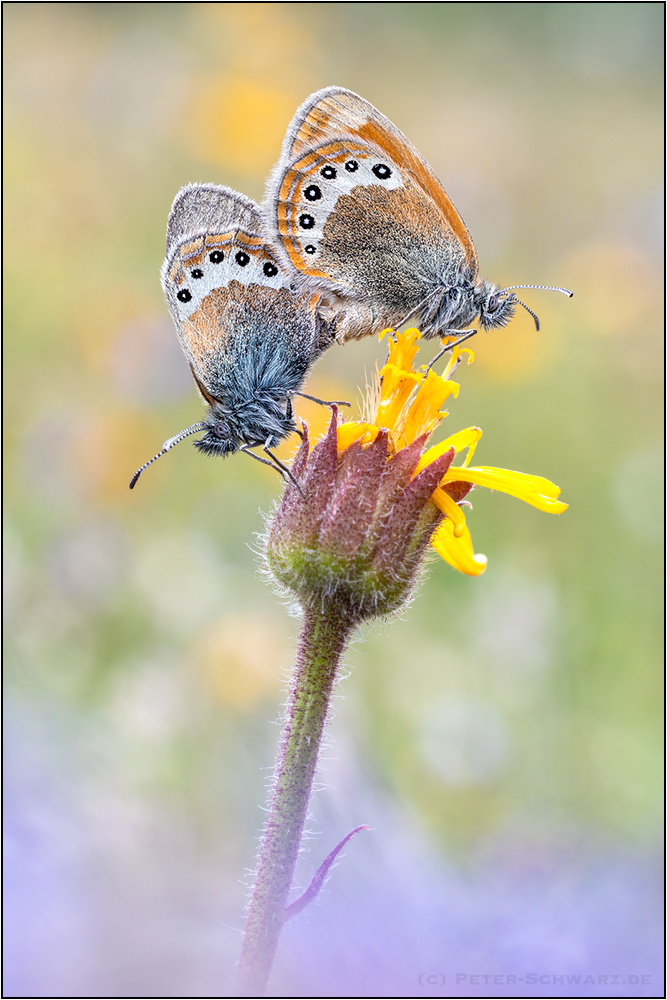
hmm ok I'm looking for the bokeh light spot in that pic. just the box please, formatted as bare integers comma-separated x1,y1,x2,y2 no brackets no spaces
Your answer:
185,77,298,178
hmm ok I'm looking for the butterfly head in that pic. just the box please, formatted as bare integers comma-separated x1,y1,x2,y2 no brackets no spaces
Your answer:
476,280,518,331
194,397,296,458
477,282,573,333
193,407,243,458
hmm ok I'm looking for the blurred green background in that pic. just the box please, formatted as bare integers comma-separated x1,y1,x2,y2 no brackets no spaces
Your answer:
4,4,663,997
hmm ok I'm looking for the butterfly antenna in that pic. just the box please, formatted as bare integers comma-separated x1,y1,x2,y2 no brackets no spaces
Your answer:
498,285,573,333
513,297,541,331
499,284,573,297
129,422,207,489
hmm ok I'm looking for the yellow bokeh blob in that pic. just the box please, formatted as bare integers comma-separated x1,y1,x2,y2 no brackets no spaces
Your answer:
192,614,285,709
185,77,298,178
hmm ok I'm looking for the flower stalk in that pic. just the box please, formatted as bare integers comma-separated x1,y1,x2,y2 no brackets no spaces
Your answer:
236,605,355,996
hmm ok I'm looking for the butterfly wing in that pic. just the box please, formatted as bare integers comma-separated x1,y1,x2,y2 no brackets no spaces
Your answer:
161,184,326,406
280,86,477,260
265,88,479,338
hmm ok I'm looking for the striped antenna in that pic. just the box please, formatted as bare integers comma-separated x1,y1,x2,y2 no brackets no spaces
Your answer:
499,285,573,332
499,285,573,297
514,297,541,330
129,422,206,489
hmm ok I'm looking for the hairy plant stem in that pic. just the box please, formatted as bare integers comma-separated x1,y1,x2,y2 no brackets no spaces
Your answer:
236,602,356,996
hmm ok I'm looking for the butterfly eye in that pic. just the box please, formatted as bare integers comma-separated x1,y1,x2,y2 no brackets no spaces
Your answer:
177,289,192,303
212,420,231,440
191,268,203,279
372,163,392,180
304,185,322,201
321,165,336,179
487,295,499,313
263,262,278,277
209,251,224,263
299,214,315,229
235,251,250,266
345,160,358,172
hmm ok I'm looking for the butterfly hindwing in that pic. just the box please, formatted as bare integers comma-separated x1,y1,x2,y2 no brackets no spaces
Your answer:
161,183,327,409
274,138,404,277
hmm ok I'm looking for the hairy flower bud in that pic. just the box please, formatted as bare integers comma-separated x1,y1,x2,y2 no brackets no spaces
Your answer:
265,408,455,620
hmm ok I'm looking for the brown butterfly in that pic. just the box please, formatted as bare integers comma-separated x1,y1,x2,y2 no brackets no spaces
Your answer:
265,87,571,346
130,184,333,489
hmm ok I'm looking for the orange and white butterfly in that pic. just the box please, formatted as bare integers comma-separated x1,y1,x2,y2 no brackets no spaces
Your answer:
265,87,570,345
130,184,332,489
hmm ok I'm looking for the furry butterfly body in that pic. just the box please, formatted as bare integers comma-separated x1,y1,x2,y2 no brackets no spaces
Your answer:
266,87,570,343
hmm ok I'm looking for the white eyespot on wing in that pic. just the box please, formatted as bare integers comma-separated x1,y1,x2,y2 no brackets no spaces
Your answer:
166,239,291,323
289,153,404,260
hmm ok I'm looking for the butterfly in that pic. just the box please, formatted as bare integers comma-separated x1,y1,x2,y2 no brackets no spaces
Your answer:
264,86,571,347
130,184,334,489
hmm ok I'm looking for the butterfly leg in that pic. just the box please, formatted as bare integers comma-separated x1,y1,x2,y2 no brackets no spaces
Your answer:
285,398,304,440
296,392,351,408
425,329,478,373
263,442,306,497
240,445,305,497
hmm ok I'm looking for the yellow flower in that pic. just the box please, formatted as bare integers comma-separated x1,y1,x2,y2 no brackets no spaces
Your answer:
337,329,568,576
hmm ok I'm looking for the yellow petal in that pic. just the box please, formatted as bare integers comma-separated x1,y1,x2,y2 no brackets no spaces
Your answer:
416,427,483,475
378,362,422,398
441,466,569,513
376,364,421,432
385,327,422,370
337,422,379,451
431,516,488,576
431,486,466,537
403,372,459,443
442,345,475,379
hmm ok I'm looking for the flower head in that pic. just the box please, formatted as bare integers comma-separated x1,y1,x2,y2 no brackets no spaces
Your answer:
265,328,567,619
330,328,568,576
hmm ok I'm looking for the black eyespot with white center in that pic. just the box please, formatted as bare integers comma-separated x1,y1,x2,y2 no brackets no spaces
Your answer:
299,214,315,229
372,163,392,180
191,268,203,279
177,289,192,303
305,245,316,255
235,251,250,266
321,165,336,179
345,160,358,172
209,250,224,263
263,261,278,277
304,184,322,201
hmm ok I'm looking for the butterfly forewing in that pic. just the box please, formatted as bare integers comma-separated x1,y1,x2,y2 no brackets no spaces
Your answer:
271,87,479,277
